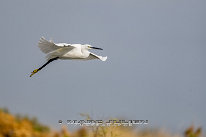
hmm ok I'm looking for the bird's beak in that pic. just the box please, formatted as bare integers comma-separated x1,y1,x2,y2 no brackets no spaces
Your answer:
90,47,103,50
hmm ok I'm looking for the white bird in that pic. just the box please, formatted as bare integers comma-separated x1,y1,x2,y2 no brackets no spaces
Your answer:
30,37,107,77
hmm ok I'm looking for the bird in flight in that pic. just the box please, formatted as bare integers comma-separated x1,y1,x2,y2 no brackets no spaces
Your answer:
30,37,107,77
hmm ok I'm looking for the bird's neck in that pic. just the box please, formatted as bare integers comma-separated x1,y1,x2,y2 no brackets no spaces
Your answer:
81,49,90,58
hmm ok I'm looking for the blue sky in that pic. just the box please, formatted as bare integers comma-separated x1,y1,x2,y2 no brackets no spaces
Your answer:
0,0,205,133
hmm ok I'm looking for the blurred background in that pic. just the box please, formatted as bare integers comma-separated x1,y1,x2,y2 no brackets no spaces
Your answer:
0,0,205,135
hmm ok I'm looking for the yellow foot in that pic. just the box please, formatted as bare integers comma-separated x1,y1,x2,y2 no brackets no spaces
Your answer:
30,69,39,77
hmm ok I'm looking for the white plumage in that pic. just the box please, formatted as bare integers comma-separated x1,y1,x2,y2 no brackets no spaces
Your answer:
38,37,107,61
30,37,107,77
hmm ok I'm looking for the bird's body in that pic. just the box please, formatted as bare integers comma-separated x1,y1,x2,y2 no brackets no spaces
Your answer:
39,38,107,61
59,44,90,59
30,37,107,77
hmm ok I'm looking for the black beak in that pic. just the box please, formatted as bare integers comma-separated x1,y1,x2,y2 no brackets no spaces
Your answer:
90,47,103,50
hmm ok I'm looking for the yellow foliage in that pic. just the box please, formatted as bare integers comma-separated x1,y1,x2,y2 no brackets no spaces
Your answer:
0,108,203,137
0,109,49,137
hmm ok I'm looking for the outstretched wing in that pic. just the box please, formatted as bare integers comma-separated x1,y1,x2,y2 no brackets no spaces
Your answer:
38,37,60,54
86,53,107,61
38,37,74,54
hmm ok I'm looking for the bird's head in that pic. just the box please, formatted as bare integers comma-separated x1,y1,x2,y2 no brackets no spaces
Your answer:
84,44,103,50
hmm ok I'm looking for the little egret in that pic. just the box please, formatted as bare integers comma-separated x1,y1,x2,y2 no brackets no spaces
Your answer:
30,37,107,77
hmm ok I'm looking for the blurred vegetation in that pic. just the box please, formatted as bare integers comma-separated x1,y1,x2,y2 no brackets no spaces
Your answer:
0,108,203,137
184,125,202,137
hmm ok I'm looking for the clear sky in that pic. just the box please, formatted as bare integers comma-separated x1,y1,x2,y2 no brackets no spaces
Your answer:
0,0,205,133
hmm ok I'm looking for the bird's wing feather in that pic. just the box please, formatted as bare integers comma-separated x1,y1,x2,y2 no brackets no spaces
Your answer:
38,37,74,54
38,37,60,54
46,47,74,60
86,53,107,61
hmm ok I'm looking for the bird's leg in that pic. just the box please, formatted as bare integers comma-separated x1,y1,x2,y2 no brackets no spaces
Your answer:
30,57,59,77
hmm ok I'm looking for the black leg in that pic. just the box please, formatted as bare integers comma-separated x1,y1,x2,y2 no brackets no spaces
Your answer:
30,57,59,77
38,57,59,71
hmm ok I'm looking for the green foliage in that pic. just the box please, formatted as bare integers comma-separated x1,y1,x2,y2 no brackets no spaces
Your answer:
184,125,202,137
30,117,50,132
0,107,10,114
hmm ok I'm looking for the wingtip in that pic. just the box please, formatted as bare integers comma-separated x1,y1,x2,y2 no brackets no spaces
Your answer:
102,56,107,61
40,36,46,41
